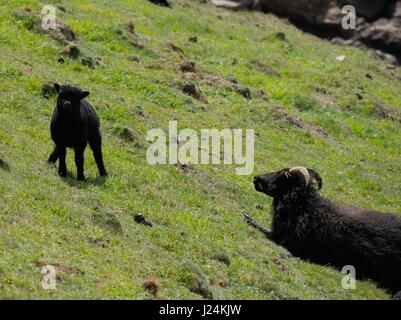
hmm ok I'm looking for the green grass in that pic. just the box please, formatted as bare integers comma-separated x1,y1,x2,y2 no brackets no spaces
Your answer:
0,0,400,299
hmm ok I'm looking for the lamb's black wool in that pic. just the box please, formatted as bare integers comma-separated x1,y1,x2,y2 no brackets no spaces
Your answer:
48,84,107,181
247,167,401,294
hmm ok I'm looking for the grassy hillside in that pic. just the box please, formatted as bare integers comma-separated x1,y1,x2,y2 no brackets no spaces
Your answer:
0,0,400,299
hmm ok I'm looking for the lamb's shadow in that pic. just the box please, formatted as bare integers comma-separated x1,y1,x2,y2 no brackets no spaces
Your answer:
63,171,107,188
47,161,107,188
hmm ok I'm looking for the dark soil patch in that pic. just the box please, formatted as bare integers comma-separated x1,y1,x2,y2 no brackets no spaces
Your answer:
62,44,81,59
211,252,231,266
117,22,144,49
124,21,136,35
182,82,207,103
166,41,186,57
226,74,238,84
253,88,269,100
372,98,401,123
272,104,339,145
13,9,100,68
233,84,251,99
142,279,160,298
128,55,140,62
179,60,196,73
133,214,153,227
250,60,280,77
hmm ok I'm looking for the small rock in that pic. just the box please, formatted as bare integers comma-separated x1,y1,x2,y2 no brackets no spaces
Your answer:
336,55,346,62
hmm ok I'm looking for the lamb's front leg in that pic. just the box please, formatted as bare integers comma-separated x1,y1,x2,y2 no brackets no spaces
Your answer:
243,212,272,238
74,147,86,181
57,146,67,178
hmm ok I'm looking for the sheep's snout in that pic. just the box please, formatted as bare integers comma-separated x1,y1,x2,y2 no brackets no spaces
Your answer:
253,176,266,193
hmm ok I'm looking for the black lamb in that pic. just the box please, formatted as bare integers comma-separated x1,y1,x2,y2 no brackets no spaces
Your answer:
245,166,401,295
48,84,107,181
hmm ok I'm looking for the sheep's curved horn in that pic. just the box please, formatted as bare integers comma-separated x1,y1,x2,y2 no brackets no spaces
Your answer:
307,168,323,190
289,167,311,186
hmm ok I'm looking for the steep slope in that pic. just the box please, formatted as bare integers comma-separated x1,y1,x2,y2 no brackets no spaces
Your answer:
0,0,400,299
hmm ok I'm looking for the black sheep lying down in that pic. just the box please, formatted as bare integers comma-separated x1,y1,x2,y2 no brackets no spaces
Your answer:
48,84,107,181
245,167,401,295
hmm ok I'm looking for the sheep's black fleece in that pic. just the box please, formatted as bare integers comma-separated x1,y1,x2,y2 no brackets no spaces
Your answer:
270,186,401,294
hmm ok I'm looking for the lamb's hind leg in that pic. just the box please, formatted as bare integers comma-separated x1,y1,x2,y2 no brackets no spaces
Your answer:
243,212,272,238
89,135,107,176
47,147,58,164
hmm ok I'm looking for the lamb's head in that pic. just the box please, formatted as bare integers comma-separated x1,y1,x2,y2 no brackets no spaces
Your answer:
54,83,89,115
253,167,322,198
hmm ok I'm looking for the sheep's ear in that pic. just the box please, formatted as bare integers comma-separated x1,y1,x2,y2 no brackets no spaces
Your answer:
81,91,90,99
307,169,323,189
54,83,60,93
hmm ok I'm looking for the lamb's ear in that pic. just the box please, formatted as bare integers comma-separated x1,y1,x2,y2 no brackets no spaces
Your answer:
54,83,60,93
81,91,90,99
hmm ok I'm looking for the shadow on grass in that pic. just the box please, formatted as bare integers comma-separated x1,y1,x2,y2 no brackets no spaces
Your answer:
64,174,107,188
47,166,107,188
0,158,10,171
